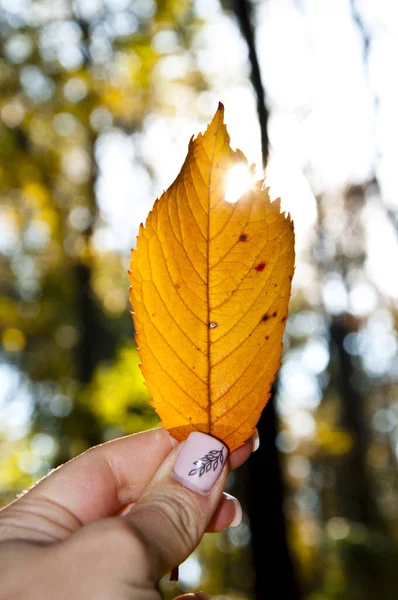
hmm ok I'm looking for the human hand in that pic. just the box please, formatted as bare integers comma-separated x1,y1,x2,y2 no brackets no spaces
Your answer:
0,428,257,599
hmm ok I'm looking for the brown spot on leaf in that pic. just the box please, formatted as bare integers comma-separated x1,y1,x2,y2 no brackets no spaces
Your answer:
261,314,270,322
281,316,287,323
239,234,248,242
265,335,270,340
272,311,277,317
254,262,266,272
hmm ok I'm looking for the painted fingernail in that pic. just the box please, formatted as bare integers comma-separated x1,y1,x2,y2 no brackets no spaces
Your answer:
173,432,227,495
252,428,260,452
224,493,243,528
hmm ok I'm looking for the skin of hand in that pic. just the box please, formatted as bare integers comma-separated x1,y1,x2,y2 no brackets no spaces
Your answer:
0,427,258,600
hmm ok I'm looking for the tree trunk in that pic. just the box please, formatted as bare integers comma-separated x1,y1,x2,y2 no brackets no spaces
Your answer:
330,316,386,531
229,1,301,596
245,398,301,599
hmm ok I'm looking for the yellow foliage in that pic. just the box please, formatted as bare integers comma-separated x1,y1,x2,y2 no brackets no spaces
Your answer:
317,421,353,455
0,439,34,500
0,297,20,327
2,328,26,353
22,182,51,208
130,104,295,451
87,345,155,434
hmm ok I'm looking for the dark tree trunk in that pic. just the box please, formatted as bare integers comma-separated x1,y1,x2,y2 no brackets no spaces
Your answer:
74,261,99,385
330,316,386,531
229,1,301,597
73,22,119,386
246,398,301,599
230,0,269,166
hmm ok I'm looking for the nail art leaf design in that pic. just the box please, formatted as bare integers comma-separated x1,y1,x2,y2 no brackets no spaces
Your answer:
188,448,224,477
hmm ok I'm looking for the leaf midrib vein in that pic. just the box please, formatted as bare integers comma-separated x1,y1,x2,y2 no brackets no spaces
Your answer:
206,116,222,436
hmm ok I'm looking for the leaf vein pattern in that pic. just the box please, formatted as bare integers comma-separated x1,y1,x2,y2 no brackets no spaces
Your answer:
141,292,207,386
153,229,207,326
212,344,281,426
209,199,240,243
153,388,202,429
175,187,207,275
211,307,284,369
186,162,209,220
143,337,207,412
211,260,280,347
209,204,255,270
211,325,280,407
222,368,277,441
210,240,277,310
166,186,183,243
180,177,207,243
163,198,206,284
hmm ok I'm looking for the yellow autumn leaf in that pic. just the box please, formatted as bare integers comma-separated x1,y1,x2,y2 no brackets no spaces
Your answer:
129,103,295,451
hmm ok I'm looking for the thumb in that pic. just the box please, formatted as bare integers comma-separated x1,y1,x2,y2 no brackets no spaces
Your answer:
124,432,229,581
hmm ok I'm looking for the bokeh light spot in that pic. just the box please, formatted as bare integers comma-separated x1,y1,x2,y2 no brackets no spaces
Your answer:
2,328,26,353
225,163,253,203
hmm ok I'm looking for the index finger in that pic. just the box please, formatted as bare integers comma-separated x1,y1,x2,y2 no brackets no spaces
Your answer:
0,428,176,543
0,427,255,545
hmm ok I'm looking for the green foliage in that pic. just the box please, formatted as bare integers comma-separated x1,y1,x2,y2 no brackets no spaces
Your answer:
85,343,157,435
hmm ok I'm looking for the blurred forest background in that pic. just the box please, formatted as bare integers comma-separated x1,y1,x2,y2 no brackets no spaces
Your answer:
1,0,398,598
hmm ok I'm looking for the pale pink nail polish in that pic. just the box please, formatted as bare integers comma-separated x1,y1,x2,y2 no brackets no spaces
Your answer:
224,493,243,528
252,428,260,452
176,593,210,600
173,432,227,495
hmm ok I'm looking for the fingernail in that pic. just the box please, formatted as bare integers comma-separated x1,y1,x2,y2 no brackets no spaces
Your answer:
224,493,243,528
252,428,260,452
119,503,134,516
175,593,210,600
173,432,227,495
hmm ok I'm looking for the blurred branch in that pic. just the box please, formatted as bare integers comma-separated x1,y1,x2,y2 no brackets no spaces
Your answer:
350,2,398,238
230,0,269,170
350,0,370,62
